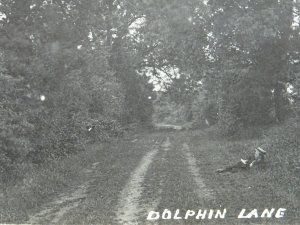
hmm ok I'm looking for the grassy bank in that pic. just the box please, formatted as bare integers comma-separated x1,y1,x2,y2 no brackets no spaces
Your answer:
187,119,300,224
0,143,107,223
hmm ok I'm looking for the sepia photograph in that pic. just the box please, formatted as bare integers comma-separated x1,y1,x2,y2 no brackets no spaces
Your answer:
1,0,300,224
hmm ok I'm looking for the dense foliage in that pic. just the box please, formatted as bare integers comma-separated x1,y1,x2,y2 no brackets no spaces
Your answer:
0,0,154,186
1,0,300,187
149,0,300,135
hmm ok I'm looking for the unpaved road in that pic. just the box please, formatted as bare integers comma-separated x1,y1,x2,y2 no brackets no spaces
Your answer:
24,130,297,225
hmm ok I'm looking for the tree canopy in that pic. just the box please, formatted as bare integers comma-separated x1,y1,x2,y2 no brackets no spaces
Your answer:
1,0,300,185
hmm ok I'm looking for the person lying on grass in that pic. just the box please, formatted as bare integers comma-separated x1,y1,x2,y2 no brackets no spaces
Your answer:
216,147,266,173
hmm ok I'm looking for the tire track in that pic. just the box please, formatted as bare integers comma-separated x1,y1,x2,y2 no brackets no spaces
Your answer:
115,149,159,224
182,143,214,201
140,138,171,224
115,137,169,225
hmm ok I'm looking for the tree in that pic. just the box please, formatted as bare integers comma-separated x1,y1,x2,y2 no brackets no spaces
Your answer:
199,0,295,134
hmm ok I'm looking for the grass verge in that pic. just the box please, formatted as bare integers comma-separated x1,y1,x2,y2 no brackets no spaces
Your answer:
187,119,300,224
0,143,107,223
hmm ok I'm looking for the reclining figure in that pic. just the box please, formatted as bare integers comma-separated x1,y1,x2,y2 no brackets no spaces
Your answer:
216,147,266,173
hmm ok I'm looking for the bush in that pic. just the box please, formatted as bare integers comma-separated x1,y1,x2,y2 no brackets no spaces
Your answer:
217,99,242,136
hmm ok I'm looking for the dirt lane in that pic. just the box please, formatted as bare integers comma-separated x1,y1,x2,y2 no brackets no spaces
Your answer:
23,131,219,225
21,130,300,225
